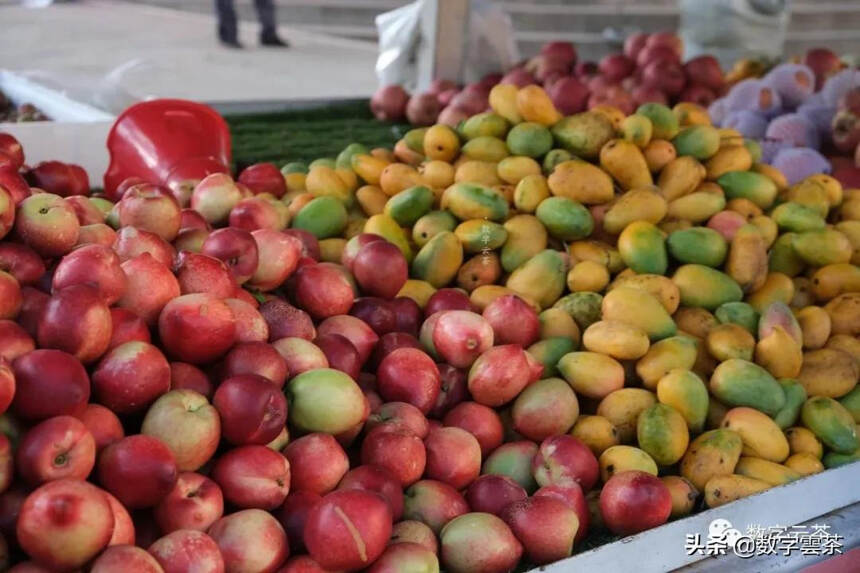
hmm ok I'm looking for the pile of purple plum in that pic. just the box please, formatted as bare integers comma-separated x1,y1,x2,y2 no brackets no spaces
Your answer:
709,66,860,185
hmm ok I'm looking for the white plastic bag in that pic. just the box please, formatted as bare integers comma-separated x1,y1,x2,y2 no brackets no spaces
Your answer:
375,2,423,88
462,0,519,84
375,0,519,89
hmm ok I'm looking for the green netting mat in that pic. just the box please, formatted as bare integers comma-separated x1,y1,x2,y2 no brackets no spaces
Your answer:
225,100,410,170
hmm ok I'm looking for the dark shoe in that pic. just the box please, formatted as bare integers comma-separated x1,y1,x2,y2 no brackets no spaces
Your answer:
220,36,244,49
260,33,289,47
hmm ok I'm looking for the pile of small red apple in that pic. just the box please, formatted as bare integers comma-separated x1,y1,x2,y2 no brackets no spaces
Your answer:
0,132,674,573
372,32,725,126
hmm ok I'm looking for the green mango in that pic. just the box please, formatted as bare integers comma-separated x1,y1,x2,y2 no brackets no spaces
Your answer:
308,157,336,170
709,358,786,416
636,103,679,140
336,143,369,169
823,449,860,469
770,201,826,233
715,302,759,335
656,369,709,433
768,232,806,277
454,219,508,253
281,161,308,175
550,112,615,159
792,229,853,266
291,196,348,239
744,139,762,163
460,112,510,140
553,292,603,330
672,125,720,160
365,213,413,261
384,185,434,226
535,197,594,241
461,136,510,162
404,128,429,153
412,210,458,248
543,149,574,174
527,337,578,378
501,214,548,272
672,264,743,310
506,249,567,309
717,171,778,209
839,385,860,424
667,190,726,223
773,379,808,429
667,227,727,267
411,231,464,288
602,286,676,341
801,397,859,454
506,122,554,158
637,404,690,466
618,221,667,275
442,183,509,222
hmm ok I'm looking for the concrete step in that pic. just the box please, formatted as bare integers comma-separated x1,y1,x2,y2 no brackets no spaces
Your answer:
123,0,860,61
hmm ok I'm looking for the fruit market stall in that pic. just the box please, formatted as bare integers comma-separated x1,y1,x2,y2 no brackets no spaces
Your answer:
1,79,859,570
1,3,860,570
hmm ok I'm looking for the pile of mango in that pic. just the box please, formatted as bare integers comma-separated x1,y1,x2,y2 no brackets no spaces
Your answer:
281,82,860,516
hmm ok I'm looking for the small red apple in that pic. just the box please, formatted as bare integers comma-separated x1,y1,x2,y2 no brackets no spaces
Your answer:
12,349,90,422
501,496,580,564
142,389,221,471
37,284,112,364
465,474,527,516
423,426,481,490
238,163,287,198
0,243,45,286
366,401,430,438
93,341,171,414
245,229,301,292
97,435,178,509
224,298,269,343
16,479,114,570
76,403,124,452
92,545,163,573
15,193,80,258
158,293,237,365
336,464,404,521
116,253,181,326
304,489,393,571
16,415,96,485
190,173,243,225
175,253,237,299
154,472,224,533
599,470,672,535
118,183,181,241
201,228,259,284
104,490,135,546
361,426,426,487
443,401,504,456
209,509,289,572
439,512,522,573
113,226,176,267
211,445,290,510
532,435,599,492
213,374,287,446
148,529,225,573
275,490,321,552
283,433,349,495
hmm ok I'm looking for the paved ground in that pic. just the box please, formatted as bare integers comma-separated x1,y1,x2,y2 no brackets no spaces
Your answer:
0,0,379,111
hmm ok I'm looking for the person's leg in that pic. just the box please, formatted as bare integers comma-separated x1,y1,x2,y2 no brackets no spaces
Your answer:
215,0,242,47
255,0,289,46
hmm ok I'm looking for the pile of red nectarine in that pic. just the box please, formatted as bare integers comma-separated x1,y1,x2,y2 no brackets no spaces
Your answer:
0,126,690,572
